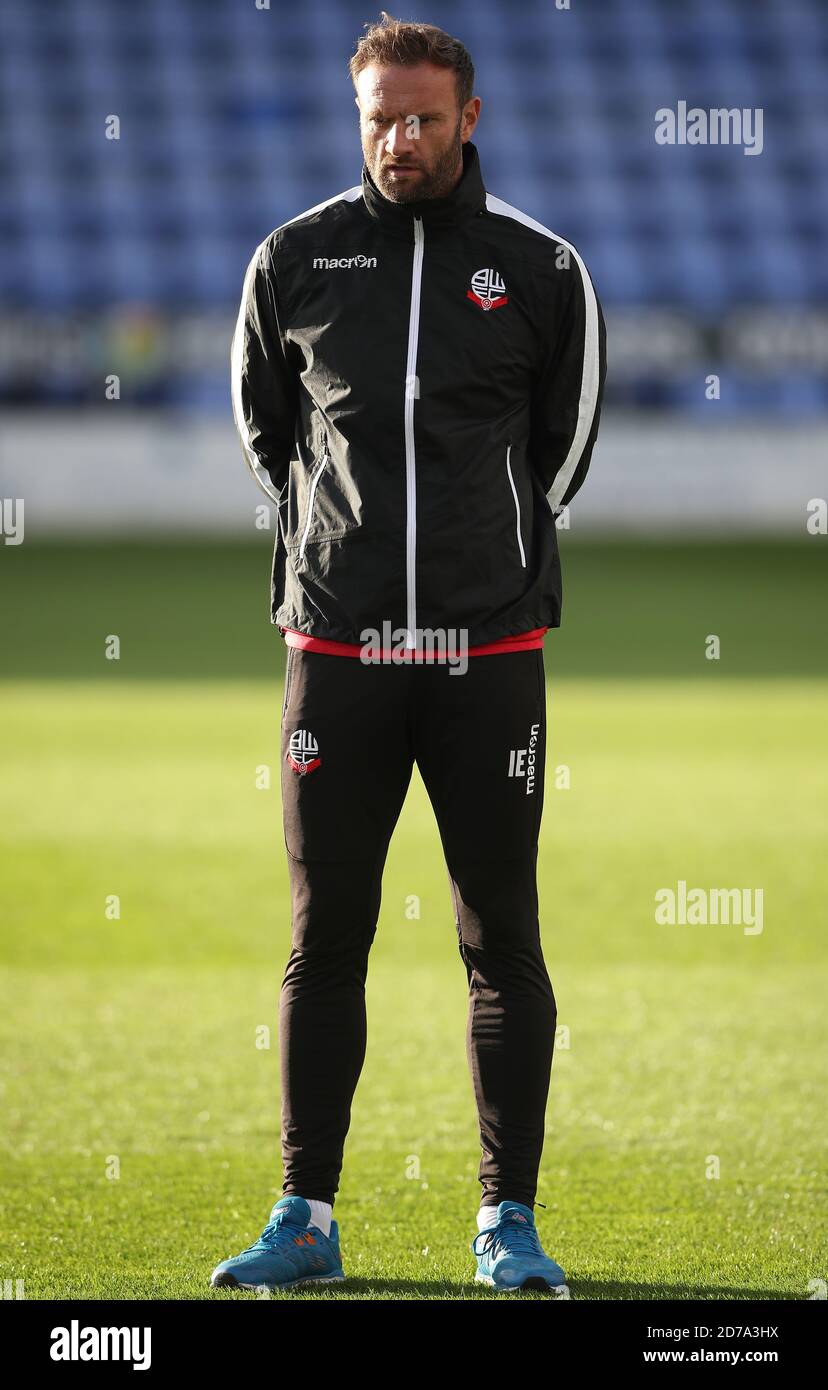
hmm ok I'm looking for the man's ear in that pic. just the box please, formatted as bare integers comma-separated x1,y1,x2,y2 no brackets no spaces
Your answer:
462,95,481,141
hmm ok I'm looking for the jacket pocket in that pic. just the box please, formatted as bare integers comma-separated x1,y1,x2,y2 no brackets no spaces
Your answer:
288,429,363,558
505,442,527,569
298,437,331,561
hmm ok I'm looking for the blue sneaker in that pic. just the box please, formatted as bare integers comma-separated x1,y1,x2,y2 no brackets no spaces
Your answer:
210,1196,345,1291
471,1201,566,1292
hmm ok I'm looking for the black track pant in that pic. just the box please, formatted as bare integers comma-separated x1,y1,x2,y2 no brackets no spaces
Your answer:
278,646,556,1209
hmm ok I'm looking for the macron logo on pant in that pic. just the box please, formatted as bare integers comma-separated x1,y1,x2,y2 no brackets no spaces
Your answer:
508,723,540,795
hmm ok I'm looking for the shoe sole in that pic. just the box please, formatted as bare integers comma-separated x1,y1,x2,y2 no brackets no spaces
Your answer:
475,1271,565,1293
211,1270,345,1292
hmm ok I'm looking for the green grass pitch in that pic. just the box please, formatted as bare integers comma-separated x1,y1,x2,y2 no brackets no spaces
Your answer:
0,539,825,1300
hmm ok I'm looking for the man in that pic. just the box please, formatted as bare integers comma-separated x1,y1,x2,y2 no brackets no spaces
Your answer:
213,12,606,1295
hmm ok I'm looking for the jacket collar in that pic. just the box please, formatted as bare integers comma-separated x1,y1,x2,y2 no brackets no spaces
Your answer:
361,140,487,236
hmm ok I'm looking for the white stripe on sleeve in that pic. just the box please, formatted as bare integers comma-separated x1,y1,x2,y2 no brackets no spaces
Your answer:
485,194,600,510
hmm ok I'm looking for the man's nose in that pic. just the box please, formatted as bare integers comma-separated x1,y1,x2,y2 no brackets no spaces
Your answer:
384,120,412,156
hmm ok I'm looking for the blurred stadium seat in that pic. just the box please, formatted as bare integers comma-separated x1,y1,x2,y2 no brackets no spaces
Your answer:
0,0,825,416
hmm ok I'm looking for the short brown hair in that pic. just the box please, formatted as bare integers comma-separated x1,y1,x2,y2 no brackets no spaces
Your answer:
349,11,475,111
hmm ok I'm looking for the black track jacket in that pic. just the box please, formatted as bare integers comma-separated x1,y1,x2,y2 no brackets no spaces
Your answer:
231,140,606,648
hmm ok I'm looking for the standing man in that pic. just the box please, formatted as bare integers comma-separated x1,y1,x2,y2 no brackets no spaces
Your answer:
213,11,605,1294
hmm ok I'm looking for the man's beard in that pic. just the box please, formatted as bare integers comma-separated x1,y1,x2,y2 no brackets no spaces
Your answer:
367,120,464,204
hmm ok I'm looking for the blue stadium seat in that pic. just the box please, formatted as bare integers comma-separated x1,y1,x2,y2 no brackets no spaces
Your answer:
0,0,825,410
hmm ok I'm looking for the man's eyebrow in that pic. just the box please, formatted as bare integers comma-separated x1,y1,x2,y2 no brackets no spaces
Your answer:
365,107,444,119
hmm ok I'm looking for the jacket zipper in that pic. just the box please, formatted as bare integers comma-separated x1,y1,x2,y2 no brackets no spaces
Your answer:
403,216,425,647
505,442,527,568
298,433,329,560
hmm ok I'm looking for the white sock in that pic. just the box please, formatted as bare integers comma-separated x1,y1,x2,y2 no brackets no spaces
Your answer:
477,1205,499,1232
306,1199,333,1237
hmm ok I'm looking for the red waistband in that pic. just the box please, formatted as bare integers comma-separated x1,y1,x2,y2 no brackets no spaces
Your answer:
279,626,548,658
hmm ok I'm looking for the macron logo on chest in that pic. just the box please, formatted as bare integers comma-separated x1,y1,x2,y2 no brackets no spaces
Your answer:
313,254,377,269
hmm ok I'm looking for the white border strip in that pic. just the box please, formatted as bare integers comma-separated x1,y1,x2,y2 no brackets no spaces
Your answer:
230,186,363,504
274,184,362,232
230,237,282,503
485,193,600,511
